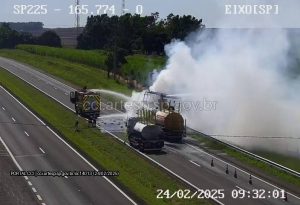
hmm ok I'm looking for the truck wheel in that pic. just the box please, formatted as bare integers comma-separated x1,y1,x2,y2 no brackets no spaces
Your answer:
139,144,144,152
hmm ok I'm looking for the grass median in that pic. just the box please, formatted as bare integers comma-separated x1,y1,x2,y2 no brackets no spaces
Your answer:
0,68,210,205
192,134,300,189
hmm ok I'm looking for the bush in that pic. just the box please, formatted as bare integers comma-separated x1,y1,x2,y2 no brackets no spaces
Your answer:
37,31,61,47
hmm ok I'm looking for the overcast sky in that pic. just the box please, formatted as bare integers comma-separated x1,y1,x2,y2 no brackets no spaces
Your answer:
1,0,300,28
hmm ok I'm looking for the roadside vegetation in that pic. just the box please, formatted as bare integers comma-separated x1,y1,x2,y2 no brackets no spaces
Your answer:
0,23,61,48
0,68,210,205
1,13,201,84
0,49,131,95
16,45,166,84
252,150,300,173
192,134,300,188
17,44,107,68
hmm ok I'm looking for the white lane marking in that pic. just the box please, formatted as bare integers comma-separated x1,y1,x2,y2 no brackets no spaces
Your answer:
236,185,245,190
1,87,46,125
189,160,201,167
2,107,5,110
0,86,137,205
0,75,74,114
24,131,29,136
24,176,28,180
0,136,23,171
105,130,224,205
0,57,70,92
28,181,32,186
36,195,42,201
15,154,44,158
165,146,178,153
11,117,16,122
46,126,138,205
0,136,47,203
0,84,222,204
32,187,37,193
64,176,68,179
39,147,45,154
65,93,69,95
235,185,252,193
2,67,298,203
186,143,300,200
5,66,298,202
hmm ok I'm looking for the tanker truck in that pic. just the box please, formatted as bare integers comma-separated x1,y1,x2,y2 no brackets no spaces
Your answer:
127,117,164,152
155,110,185,142
143,90,186,142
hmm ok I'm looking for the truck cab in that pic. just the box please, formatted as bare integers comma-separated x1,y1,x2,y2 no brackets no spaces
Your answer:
70,89,101,121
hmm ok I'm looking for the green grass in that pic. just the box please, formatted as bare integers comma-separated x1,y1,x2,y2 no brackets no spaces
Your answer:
17,44,107,68
0,49,131,95
0,68,210,205
15,45,166,84
252,150,300,173
192,134,300,188
123,54,165,83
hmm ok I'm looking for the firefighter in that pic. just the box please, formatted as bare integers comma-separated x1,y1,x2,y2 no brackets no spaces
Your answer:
75,119,79,132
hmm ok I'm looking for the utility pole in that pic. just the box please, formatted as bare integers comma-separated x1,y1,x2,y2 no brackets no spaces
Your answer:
122,0,126,15
75,0,80,36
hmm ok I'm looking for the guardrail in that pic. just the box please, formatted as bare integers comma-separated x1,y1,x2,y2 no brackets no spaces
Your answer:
187,127,300,178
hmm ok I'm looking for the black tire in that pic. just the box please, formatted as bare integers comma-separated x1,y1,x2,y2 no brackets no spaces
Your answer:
128,135,134,147
139,143,144,152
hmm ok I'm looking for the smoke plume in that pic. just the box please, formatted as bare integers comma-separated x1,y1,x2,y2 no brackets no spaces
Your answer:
150,28,300,156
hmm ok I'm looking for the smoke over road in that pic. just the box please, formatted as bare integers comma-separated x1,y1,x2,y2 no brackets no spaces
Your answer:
150,28,300,156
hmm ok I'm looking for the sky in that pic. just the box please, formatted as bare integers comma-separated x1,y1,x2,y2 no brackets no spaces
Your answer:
1,0,300,28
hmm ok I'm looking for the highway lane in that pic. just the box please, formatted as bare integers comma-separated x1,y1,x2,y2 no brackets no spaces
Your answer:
1,57,300,205
0,136,39,205
0,86,135,205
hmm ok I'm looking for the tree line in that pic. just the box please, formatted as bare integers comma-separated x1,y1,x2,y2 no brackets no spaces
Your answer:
78,13,204,55
77,13,204,79
0,13,204,84
0,23,61,48
0,22,44,32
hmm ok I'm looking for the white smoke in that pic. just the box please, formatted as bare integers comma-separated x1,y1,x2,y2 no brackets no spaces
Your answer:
150,28,300,156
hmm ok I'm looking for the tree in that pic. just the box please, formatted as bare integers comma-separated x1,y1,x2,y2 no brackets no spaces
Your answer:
165,14,203,40
105,48,127,78
0,23,22,48
105,52,114,78
5,22,44,32
77,13,204,55
37,31,61,47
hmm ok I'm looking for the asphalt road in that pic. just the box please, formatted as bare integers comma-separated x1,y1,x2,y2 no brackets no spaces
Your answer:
0,56,300,205
0,86,135,204
0,137,39,205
